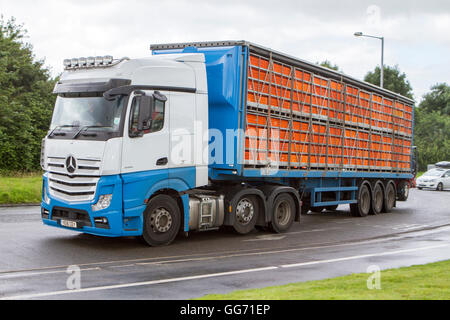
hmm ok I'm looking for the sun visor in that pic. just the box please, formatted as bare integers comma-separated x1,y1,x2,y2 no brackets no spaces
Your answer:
53,78,131,94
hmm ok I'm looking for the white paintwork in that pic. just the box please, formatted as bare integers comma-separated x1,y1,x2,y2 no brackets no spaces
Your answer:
47,52,210,199
59,54,205,92
121,91,170,174
102,138,123,175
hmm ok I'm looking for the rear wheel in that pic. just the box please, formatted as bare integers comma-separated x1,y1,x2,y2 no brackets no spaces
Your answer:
233,196,259,234
382,183,396,213
397,181,410,201
142,195,181,246
370,182,384,215
350,183,371,217
269,194,295,233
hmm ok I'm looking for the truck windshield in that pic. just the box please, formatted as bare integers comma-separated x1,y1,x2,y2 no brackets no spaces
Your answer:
50,95,125,135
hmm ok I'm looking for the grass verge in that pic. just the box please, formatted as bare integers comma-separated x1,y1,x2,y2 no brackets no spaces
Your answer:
0,172,42,204
197,260,450,300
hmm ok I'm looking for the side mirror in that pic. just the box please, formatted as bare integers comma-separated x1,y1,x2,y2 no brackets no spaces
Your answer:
137,95,153,131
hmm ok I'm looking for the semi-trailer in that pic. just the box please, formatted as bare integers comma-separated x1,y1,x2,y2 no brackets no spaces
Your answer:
40,41,415,246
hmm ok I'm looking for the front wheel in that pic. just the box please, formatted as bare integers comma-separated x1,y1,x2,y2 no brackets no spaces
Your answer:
437,183,444,191
141,195,181,246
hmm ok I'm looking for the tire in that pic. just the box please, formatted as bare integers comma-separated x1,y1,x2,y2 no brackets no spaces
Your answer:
269,194,295,233
436,183,443,191
310,206,325,213
370,182,384,215
324,205,338,211
397,181,410,201
141,195,181,246
350,183,371,217
382,182,396,213
233,195,259,234
418,187,423,190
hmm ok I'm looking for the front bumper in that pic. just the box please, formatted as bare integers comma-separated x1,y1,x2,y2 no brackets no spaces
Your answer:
41,174,142,237
417,182,438,189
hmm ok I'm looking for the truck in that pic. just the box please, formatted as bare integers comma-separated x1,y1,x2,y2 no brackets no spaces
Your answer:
40,41,415,246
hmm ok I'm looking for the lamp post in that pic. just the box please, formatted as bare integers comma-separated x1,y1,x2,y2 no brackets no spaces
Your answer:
354,32,384,88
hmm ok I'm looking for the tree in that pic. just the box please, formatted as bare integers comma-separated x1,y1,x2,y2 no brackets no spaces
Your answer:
0,17,56,172
317,60,341,72
418,83,450,115
414,108,450,171
364,65,414,99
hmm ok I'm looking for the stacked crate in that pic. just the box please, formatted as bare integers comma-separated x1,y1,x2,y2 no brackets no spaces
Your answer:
244,53,413,172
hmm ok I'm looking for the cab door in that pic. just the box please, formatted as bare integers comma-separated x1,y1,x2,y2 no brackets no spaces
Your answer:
121,91,170,208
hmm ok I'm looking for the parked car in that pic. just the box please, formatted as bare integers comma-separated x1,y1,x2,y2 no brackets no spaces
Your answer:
416,168,450,191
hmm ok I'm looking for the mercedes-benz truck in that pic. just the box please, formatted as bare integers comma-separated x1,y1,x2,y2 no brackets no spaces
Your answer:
40,41,415,246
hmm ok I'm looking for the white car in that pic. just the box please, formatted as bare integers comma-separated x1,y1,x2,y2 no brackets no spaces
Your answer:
416,168,450,191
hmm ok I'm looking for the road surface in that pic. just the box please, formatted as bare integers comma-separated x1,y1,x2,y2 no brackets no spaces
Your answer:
0,188,449,300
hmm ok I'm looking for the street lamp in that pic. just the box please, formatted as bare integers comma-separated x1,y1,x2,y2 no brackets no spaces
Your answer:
354,32,384,88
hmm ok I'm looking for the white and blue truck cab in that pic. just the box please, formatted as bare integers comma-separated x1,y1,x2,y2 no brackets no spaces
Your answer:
41,41,414,246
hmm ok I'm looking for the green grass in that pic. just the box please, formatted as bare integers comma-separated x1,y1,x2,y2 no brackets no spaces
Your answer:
197,260,450,300
0,172,42,204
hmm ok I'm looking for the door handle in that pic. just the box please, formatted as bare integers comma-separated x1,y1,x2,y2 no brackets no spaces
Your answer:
156,157,168,166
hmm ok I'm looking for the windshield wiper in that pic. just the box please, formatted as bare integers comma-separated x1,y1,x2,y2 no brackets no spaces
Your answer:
49,125,79,138
73,126,112,139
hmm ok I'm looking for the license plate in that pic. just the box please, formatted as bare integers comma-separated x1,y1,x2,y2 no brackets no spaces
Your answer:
60,220,78,228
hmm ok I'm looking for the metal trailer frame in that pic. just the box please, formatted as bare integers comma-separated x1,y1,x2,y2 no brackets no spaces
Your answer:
151,41,414,208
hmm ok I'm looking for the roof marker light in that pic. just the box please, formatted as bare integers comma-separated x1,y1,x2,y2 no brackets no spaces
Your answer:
103,55,113,65
78,57,87,67
63,55,124,69
94,56,103,66
87,56,95,66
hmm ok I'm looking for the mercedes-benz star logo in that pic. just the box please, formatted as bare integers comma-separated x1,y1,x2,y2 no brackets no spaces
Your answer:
65,156,77,174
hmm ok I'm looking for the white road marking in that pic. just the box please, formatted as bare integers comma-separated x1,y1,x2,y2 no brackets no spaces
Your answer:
1,266,279,300
2,243,449,300
243,235,287,242
0,267,101,280
280,243,450,268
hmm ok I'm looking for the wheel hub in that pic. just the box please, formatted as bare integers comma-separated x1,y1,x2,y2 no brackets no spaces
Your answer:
236,199,254,225
150,208,172,233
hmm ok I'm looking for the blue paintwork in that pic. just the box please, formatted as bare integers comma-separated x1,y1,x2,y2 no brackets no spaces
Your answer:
41,173,128,237
153,46,247,174
241,169,413,180
42,167,196,236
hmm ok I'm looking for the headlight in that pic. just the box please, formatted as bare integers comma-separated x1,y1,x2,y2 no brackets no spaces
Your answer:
92,194,112,212
43,186,50,205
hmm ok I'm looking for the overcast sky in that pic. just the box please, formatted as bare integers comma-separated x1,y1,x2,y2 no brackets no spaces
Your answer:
1,0,449,102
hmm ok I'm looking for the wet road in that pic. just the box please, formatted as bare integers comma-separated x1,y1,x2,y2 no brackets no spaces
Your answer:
0,188,449,300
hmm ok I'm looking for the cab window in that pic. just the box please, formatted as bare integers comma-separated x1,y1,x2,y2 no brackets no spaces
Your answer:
129,95,165,136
